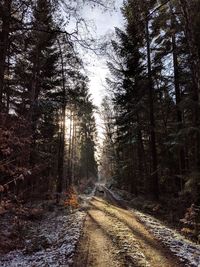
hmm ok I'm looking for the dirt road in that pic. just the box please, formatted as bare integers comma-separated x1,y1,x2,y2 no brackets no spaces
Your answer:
73,193,183,267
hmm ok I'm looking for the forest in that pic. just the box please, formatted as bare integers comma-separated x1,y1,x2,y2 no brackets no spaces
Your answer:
0,0,98,203
0,0,200,266
101,0,200,224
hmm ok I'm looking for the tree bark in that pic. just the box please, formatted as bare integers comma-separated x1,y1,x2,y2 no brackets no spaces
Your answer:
146,18,159,200
67,109,73,186
29,48,40,166
170,3,186,174
56,107,66,203
179,0,200,170
0,0,12,109
56,37,66,203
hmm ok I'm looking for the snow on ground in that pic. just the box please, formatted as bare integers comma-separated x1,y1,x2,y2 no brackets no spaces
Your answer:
108,187,200,267
134,210,200,267
0,210,86,267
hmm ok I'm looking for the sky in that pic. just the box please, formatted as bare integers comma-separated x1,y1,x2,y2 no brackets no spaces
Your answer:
80,0,124,107
64,0,124,145
77,0,124,145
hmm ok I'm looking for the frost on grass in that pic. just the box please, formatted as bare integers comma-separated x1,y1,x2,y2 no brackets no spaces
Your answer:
134,210,200,267
0,211,85,267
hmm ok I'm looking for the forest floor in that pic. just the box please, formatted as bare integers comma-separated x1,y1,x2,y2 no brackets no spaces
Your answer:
0,187,200,267
0,201,85,267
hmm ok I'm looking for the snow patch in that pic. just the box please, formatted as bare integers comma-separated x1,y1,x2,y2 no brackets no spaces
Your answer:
0,211,85,267
134,210,200,267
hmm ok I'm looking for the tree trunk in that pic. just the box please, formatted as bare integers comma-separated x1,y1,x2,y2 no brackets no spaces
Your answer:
0,0,12,108
29,48,40,166
56,38,66,203
146,18,159,200
136,113,146,193
6,51,11,114
179,0,200,170
71,113,76,184
67,109,73,186
170,3,186,174
56,107,66,203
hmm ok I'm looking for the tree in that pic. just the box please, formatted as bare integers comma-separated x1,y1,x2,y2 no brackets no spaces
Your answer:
103,0,200,204
0,0,12,108
99,96,116,182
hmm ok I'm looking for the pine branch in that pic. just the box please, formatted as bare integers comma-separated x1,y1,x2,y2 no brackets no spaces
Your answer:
148,0,170,19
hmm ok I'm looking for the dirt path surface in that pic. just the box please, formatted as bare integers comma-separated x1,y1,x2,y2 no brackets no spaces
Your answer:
73,195,183,267
73,207,124,267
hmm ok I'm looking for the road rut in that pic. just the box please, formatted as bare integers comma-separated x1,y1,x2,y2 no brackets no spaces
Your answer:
73,196,183,267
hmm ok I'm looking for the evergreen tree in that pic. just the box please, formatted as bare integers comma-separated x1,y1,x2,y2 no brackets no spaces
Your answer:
103,0,200,203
